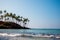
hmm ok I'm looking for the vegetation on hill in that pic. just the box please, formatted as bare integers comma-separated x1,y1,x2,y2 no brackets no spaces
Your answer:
0,10,30,29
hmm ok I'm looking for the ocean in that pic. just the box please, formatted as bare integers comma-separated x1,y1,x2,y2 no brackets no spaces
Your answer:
0,29,60,40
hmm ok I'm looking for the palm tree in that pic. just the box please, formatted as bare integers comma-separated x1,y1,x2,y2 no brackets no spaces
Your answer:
0,10,2,14
23,18,29,27
4,10,9,21
0,15,3,21
0,10,2,21
5,13,9,16
19,16,23,26
12,13,16,23
9,13,13,22
15,16,18,24
9,13,12,17
15,16,20,24
17,16,20,22
4,10,6,13
4,13,9,21
17,18,22,25
12,13,16,19
17,16,20,19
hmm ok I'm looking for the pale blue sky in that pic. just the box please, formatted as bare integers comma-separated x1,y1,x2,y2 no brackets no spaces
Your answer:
0,0,60,28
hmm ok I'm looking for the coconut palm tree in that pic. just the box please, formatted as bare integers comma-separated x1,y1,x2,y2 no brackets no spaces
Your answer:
0,10,2,14
4,10,6,13
4,13,9,21
17,18,22,25
15,16,18,24
9,13,13,22
15,16,20,24
0,15,3,21
3,10,7,21
10,13,12,16
5,13,9,16
17,16,20,19
12,13,16,23
23,18,29,27
12,13,16,18
0,10,2,21
17,16,20,20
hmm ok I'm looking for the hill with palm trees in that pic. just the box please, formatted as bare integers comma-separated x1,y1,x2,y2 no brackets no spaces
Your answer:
0,10,30,29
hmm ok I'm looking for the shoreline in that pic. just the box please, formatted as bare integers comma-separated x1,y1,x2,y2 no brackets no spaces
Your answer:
0,33,60,39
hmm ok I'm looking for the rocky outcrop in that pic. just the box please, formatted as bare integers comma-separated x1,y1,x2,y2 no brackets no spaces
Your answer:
0,21,30,29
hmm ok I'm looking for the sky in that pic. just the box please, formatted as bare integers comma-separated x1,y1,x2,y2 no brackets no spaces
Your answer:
0,0,60,28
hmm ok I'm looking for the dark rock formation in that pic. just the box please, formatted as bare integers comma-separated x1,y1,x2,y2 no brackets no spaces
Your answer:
0,21,30,29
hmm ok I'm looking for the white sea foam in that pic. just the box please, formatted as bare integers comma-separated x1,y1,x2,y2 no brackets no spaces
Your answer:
0,33,21,37
0,33,60,39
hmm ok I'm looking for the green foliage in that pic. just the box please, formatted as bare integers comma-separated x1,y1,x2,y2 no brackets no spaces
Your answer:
4,10,6,13
0,10,30,27
0,10,2,14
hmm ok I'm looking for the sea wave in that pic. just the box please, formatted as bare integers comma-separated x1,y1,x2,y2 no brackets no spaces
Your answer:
0,33,60,39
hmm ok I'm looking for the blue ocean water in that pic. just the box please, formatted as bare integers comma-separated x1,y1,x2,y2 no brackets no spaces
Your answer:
0,29,60,40
0,29,60,35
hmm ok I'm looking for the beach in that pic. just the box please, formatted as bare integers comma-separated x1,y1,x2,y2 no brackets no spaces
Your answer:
0,36,52,40
0,29,60,40
0,33,60,40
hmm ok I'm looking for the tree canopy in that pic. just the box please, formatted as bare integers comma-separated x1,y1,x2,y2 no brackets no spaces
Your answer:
0,10,29,28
